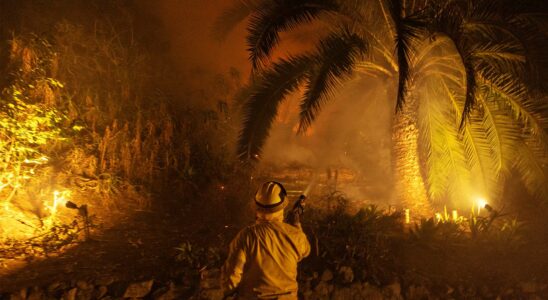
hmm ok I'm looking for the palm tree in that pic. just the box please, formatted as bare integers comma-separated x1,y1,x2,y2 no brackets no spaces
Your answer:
215,0,548,214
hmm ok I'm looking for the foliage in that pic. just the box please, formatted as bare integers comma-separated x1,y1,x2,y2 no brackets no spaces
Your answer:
0,217,88,263
0,85,65,203
0,2,247,262
298,195,543,291
175,241,222,270
304,194,404,285
217,0,548,210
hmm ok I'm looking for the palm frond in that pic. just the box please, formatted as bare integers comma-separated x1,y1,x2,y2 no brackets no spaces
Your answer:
237,55,314,161
298,29,367,132
514,139,548,203
464,16,548,93
246,0,339,70
478,72,548,152
212,0,262,41
418,79,471,207
353,25,398,72
388,0,426,111
355,61,393,78
480,91,523,180
465,0,500,22
411,35,454,67
472,41,526,79
415,55,462,77
442,79,500,201
430,2,477,126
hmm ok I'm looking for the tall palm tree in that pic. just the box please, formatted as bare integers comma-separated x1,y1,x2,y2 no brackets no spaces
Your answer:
215,0,548,214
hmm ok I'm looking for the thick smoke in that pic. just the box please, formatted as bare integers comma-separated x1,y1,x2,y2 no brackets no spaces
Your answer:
138,0,396,205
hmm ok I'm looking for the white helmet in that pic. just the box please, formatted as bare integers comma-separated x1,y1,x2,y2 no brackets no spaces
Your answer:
255,181,287,213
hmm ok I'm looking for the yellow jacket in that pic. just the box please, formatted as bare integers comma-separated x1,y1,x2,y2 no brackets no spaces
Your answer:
221,218,310,299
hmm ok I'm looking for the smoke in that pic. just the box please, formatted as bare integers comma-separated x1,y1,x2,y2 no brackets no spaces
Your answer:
260,77,396,203
135,0,248,82
135,0,396,204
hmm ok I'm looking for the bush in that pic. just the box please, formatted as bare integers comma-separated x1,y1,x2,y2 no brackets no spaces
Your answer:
302,193,405,285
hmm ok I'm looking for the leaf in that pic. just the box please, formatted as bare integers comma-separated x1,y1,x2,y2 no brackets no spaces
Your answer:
246,0,339,70
298,27,367,132
238,55,315,161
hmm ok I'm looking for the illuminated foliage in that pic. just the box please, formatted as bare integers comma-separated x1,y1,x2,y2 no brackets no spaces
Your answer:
0,36,75,243
218,0,548,211
0,86,65,197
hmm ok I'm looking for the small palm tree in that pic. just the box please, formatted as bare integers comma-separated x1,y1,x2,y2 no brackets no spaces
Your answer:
216,0,548,214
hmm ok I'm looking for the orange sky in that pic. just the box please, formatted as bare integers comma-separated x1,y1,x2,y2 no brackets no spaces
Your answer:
137,0,250,75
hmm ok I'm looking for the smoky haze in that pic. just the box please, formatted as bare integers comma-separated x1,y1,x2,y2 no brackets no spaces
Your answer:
137,0,396,204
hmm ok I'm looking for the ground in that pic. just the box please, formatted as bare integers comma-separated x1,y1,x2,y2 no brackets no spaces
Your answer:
0,208,194,293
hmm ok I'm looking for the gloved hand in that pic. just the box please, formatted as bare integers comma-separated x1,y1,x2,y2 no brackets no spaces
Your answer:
293,194,306,215
287,195,306,226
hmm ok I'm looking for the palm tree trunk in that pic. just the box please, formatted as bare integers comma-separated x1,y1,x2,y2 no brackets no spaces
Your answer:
392,92,432,217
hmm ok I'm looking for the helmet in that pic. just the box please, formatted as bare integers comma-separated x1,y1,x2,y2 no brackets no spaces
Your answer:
255,181,287,213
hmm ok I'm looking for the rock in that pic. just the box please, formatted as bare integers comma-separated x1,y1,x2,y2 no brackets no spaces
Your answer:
62,288,77,300
95,276,115,287
300,280,313,300
200,268,221,289
92,286,108,299
107,281,127,298
47,281,62,293
199,269,223,300
152,282,179,300
361,283,384,300
199,288,223,300
76,288,94,300
76,280,92,290
9,288,27,300
331,287,352,300
338,266,354,284
123,280,154,298
383,281,402,299
26,287,44,300
313,281,333,299
406,284,430,300
320,269,334,282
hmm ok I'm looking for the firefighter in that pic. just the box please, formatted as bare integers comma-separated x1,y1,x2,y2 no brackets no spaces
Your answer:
221,181,310,299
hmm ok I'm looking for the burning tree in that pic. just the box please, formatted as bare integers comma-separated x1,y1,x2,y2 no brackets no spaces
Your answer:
216,0,548,214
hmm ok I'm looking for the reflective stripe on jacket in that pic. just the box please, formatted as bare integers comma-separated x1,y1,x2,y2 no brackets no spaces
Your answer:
221,219,310,299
